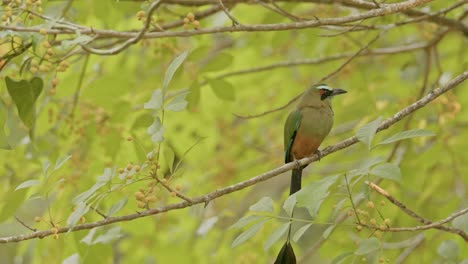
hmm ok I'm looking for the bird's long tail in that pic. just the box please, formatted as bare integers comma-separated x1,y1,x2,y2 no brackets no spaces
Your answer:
275,168,302,264
289,167,302,195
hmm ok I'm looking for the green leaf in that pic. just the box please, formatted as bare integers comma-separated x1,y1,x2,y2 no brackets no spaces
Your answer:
0,188,27,221
5,77,43,129
144,89,163,110
147,117,164,143
107,197,128,217
231,220,267,248
80,228,97,245
42,159,50,177
165,93,188,112
54,155,72,170
296,175,338,218
283,194,296,217
452,213,468,232
0,99,9,149
186,81,201,110
209,79,236,101
67,201,90,227
356,116,382,150
331,252,354,264
229,215,263,230
264,222,290,250
93,227,122,244
437,240,459,261
292,223,312,242
162,51,189,94
163,144,175,173
370,163,402,182
62,253,80,264
61,35,93,49
202,52,233,72
377,129,435,145
322,225,335,239
355,237,381,255
249,196,274,213
72,181,106,204
15,179,41,191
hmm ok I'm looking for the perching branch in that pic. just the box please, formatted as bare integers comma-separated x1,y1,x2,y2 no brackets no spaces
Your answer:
0,71,465,244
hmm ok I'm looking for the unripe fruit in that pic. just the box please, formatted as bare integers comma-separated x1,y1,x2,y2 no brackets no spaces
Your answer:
39,28,47,35
192,20,200,29
186,12,195,21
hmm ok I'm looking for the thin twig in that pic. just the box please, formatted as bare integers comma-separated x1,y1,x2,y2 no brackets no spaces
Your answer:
15,216,37,232
0,71,465,244
80,0,163,55
218,0,241,25
155,178,194,204
235,32,381,119
366,181,468,241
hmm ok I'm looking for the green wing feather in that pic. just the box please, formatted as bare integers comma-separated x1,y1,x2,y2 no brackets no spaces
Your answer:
284,109,301,163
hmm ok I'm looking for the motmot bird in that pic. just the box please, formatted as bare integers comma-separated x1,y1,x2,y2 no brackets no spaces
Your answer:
275,84,346,264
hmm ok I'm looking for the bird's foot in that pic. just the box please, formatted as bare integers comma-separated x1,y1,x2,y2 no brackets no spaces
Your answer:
293,159,301,170
315,149,323,161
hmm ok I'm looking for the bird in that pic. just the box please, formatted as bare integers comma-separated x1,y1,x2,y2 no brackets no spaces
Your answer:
275,84,347,264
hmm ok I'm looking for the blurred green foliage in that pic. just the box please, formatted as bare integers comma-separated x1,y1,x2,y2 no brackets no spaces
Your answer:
0,0,467,263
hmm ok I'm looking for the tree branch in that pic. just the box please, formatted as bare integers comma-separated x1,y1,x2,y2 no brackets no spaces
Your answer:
366,181,468,240
0,71,465,244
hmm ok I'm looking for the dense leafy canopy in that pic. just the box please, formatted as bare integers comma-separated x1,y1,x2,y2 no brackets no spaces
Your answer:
0,0,467,263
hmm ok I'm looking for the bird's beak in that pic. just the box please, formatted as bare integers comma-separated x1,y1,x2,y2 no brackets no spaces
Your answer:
331,88,347,96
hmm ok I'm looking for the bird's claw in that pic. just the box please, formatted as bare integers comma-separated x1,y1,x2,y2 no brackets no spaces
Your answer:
293,159,301,170
315,149,323,161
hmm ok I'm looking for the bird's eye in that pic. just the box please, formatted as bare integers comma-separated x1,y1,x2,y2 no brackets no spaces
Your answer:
320,90,332,100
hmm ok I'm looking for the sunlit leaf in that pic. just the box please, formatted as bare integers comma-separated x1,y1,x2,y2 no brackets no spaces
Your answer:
370,163,401,182
54,155,72,170
5,77,43,129
93,227,122,244
322,225,335,239
292,223,312,242
62,253,79,264
437,240,459,261
72,181,106,204
354,237,381,255
356,116,382,150
249,196,274,213
42,159,50,177
67,201,90,227
196,216,219,235
147,117,164,143
283,194,296,217
264,222,290,250
331,252,354,264
229,215,263,230
296,175,338,218
144,89,163,110
165,93,188,112
209,79,236,101
377,129,435,145
231,220,267,248
15,179,41,191
162,51,189,94
80,228,98,245
107,197,128,217
452,213,468,232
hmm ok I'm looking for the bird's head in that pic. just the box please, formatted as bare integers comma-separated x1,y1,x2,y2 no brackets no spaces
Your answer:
315,84,347,101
